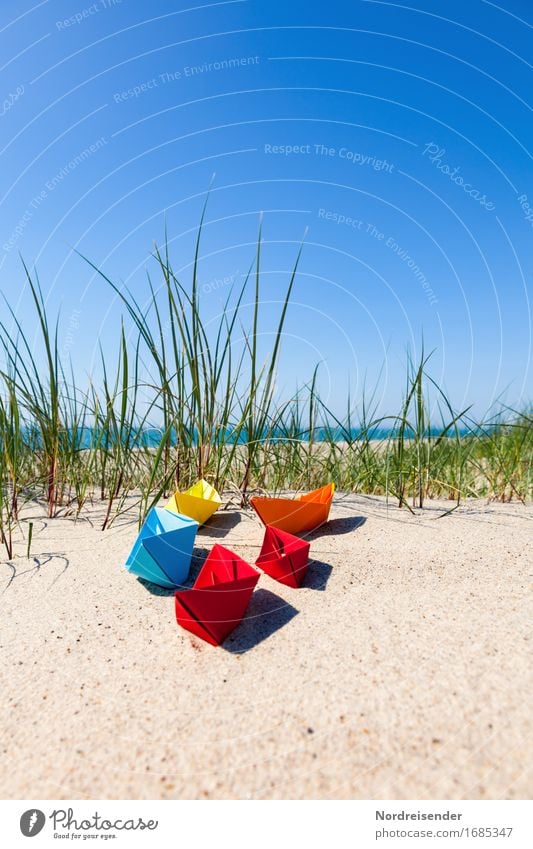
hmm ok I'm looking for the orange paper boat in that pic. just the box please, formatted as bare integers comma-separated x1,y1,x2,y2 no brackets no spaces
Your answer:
256,526,311,588
250,483,335,534
175,544,259,646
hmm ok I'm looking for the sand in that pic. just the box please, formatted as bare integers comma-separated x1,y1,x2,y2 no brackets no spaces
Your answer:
0,494,531,800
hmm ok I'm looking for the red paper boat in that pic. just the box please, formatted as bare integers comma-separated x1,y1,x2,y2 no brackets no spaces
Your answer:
250,483,335,534
175,544,259,646
256,526,311,588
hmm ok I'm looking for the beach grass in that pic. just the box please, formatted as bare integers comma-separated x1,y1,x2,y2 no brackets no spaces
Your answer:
0,229,531,552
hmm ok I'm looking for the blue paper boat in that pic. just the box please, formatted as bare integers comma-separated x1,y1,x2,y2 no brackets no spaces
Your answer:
125,506,198,588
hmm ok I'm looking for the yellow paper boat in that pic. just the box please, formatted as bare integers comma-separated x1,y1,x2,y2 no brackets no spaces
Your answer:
166,479,222,525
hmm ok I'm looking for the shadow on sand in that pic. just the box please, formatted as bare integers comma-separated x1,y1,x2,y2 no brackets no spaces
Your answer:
1,553,70,593
303,559,333,591
197,510,242,537
137,546,211,596
139,581,299,654
222,588,299,654
307,515,366,540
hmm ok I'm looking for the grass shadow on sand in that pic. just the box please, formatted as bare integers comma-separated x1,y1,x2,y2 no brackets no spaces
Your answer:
223,588,299,654
1,553,70,593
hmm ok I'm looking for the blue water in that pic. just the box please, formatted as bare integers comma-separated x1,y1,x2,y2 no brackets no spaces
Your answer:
20,424,479,450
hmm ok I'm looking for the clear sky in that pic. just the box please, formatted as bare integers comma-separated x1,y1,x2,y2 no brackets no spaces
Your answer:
1,0,531,417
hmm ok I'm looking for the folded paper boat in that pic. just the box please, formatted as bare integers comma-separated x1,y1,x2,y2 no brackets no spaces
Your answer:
250,483,335,534
256,526,311,588
175,544,260,646
125,506,198,589
166,479,222,525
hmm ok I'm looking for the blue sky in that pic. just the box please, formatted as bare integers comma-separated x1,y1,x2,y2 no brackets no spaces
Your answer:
1,0,532,417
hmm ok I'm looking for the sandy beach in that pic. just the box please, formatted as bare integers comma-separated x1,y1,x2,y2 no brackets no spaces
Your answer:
1,495,531,800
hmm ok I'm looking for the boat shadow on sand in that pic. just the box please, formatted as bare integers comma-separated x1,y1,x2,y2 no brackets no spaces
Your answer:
222,588,299,654
196,509,242,538
137,544,333,652
137,545,211,595
306,514,367,540
302,559,333,591
138,576,299,653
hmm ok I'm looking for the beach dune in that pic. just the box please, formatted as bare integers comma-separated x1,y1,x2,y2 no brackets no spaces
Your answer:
0,495,531,800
